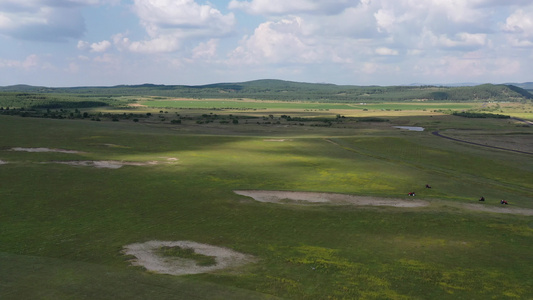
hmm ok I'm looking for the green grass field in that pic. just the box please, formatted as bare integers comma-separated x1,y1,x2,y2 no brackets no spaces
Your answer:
0,102,532,299
140,99,476,111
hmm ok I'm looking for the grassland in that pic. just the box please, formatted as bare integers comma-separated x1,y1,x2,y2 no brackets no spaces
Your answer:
138,98,476,111
0,91,532,299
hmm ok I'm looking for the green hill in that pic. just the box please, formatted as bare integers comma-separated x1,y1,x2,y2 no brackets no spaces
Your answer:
1,80,532,102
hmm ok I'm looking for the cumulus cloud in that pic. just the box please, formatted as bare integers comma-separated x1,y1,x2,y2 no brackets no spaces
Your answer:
3,0,533,86
0,54,40,69
0,0,104,41
77,40,90,50
128,36,181,54
78,40,112,52
223,0,533,84
124,0,235,53
502,8,533,47
414,54,522,81
89,40,111,52
192,39,219,60
228,0,352,15
229,17,323,64
375,47,399,56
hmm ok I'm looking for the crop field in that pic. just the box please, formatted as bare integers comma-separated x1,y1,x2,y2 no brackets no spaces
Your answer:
0,97,532,299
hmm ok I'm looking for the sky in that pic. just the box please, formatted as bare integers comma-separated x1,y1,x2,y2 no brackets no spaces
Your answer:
1,0,533,87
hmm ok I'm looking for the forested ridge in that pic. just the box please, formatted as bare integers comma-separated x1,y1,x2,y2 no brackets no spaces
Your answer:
1,79,532,103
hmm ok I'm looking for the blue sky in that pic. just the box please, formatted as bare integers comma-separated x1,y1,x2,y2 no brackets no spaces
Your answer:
1,0,532,87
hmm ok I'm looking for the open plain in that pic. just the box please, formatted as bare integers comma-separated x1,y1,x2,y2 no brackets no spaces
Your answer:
0,85,532,299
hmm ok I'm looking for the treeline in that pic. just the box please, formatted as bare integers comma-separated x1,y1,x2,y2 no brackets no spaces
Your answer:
0,106,148,122
0,92,130,109
1,80,532,103
30,100,108,109
452,111,511,119
428,84,533,101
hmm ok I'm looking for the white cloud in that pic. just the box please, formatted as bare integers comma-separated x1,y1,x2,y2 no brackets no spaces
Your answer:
134,0,234,30
412,52,523,82
0,54,40,69
77,40,90,50
503,9,533,33
90,40,111,52
128,36,181,54
361,62,400,75
228,0,352,15
3,0,533,86
375,47,398,55
93,53,117,64
192,39,219,60
374,9,395,33
0,0,103,41
502,8,533,47
425,32,488,50
229,17,323,64
78,39,111,52
125,0,235,53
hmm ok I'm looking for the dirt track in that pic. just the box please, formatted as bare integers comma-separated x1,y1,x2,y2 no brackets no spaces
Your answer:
431,131,533,155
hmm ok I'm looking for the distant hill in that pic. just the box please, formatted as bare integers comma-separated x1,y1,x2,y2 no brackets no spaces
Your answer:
1,80,532,102
506,82,533,91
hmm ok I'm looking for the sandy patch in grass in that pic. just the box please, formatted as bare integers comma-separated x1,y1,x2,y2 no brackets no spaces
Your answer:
52,160,159,169
11,147,83,154
102,143,130,148
234,190,428,207
263,139,291,142
235,190,533,215
160,157,179,161
0,160,7,165
123,241,255,276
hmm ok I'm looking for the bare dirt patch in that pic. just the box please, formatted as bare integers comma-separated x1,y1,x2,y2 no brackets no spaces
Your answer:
263,139,291,142
11,147,83,154
51,160,159,169
0,160,7,165
160,157,179,161
234,190,428,207
235,190,533,215
123,241,255,276
102,143,130,148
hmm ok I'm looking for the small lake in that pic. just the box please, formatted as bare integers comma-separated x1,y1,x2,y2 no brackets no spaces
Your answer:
393,126,425,131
